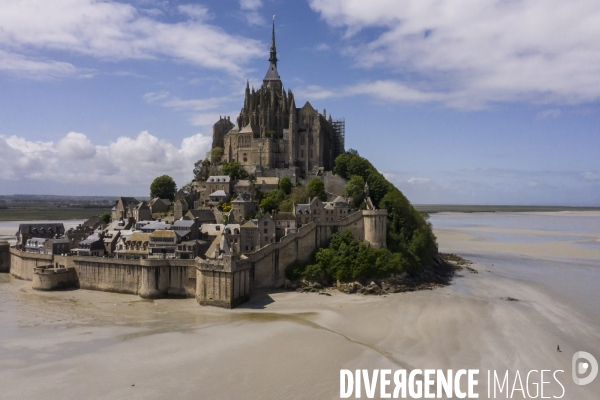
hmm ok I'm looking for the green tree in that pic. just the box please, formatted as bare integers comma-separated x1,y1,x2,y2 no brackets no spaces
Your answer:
150,175,177,201
222,162,240,179
307,178,327,201
193,158,211,182
259,190,285,213
345,175,365,208
100,212,111,225
209,147,224,164
279,176,293,195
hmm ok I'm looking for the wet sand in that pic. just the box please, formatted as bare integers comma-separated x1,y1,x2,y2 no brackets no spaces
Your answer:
1,212,599,399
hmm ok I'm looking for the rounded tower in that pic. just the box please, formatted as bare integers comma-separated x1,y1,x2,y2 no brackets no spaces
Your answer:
362,209,387,249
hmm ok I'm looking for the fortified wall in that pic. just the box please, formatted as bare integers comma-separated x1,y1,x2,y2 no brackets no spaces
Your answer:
9,250,195,299
196,208,387,308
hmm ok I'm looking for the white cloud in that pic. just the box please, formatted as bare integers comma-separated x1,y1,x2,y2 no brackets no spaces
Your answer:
0,131,211,190
240,0,265,26
309,0,600,107
536,109,562,120
407,177,431,184
314,43,332,52
0,49,79,80
0,0,263,78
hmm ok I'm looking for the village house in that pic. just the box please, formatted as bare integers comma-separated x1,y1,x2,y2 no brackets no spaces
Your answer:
273,212,297,239
16,223,65,246
73,233,105,257
173,199,189,220
231,193,256,222
148,230,178,259
149,198,171,214
132,202,152,221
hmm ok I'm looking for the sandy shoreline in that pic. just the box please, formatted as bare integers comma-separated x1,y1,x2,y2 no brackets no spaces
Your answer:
1,212,599,399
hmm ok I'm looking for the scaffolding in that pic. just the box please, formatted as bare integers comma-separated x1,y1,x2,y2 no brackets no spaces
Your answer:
332,118,345,159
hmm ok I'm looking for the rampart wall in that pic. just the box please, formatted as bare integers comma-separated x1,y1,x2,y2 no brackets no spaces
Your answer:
10,248,52,280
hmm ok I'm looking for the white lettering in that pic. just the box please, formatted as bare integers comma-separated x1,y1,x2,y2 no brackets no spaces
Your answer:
553,370,565,399
455,369,466,399
511,370,525,398
437,370,453,398
424,369,435,398
526,370,539,398
541,370,550,398
393,370,407,398
494,371,509,398
356,370,361,398
380,369,391,398
341,370,353,398
363,369,379,399
468,370,479,398
409,369,423,398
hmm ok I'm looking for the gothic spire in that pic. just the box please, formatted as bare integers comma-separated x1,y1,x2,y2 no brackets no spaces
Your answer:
269,15,278,66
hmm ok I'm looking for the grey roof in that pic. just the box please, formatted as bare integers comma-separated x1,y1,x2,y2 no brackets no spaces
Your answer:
227,125,240,135
264,64,281,81
141,222,172,231
332,196,347,203
232,193,253,202
207,176,231,183
240,124,255,134
294,204,310,214
81,233,102,245
186,209,216,222
209,190,228,198
17,223,65,235
174,230,191,238
46,238,71,244
172,220,195,228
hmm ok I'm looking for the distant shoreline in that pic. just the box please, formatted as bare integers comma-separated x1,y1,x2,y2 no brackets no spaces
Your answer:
413,204,600,213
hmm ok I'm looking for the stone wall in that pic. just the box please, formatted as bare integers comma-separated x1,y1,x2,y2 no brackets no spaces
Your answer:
32,267,78,291
10,249,196,299
10,248,53,280
246,210,368,289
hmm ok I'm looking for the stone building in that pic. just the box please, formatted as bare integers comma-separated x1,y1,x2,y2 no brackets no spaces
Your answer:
231,193,256,222
216,19,345,176
149,198,171,214
132,202,152,221
16,223,65,246
114,197,140,221
173,199,189,220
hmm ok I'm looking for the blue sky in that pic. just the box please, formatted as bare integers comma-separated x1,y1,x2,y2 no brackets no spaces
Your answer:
1,0,599,205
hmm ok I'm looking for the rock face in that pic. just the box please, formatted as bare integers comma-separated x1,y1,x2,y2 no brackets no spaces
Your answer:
292,255,454,296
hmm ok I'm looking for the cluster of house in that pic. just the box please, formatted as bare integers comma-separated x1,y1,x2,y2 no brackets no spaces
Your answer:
16,175,355,262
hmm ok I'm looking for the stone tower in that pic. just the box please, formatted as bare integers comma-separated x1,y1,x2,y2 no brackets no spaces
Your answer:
363,210,387,249
212,116,234,150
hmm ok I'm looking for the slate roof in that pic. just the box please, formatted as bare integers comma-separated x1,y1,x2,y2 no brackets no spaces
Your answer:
209,190,228,198
17,223,65,235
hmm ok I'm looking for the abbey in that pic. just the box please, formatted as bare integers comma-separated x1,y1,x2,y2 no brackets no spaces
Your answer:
212,20,345,176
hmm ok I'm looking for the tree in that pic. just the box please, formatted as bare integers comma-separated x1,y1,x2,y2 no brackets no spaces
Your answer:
307,178,327,201
193,159,211,181
209,147,224,164
279,176,292,195
222,161,248,180
100,212,111,225
259,190,285,213
345,175,365,208
150,175,177,201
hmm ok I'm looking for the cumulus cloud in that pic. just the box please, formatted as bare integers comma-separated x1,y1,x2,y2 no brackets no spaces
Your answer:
0,131,211,191
309,0,600,108
0,0,263,79
240,0,265,26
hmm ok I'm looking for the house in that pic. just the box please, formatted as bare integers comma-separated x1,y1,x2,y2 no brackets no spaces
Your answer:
256,214,276,246
44,238,71,255
132,202,152,221
16,223,65,246
65,224,95,249
102,230,121,254
114,197,140,221
148,230,178,259
256,177,279,193
273,212,297,239
24,238,47,253
173,199,189,220
171,219,199,241
208,190,229,203
140,222,171,233
201,224,241,253
185,209,216,225
323,196,351,222
149,198,171,214
294,197,325,227
115,232,150,259
73,233,105,257
176,240,210,260
231,193,256,222
205,176,232,197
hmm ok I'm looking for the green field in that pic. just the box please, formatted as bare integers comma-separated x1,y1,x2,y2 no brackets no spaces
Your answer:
413,204,600,213
0,207,112,221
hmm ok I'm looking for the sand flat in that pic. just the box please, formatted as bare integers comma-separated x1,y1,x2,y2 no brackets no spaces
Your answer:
1,212,599,399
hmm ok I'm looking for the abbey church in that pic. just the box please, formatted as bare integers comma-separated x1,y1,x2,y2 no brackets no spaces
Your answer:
212,20,345,176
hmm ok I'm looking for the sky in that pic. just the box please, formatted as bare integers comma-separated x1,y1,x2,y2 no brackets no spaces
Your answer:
0,0,599,205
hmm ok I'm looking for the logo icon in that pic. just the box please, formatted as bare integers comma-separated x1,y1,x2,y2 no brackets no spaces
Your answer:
572,351,598,385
